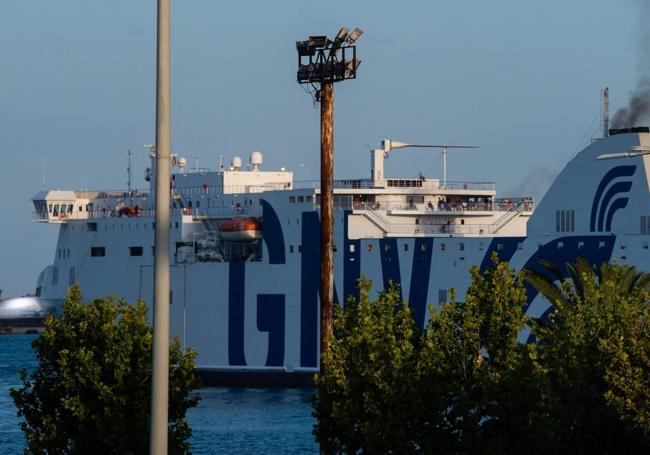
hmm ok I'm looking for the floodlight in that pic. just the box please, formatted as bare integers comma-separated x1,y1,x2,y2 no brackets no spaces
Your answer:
596,145,650,160
333,28,349,46
296,40,315,57
345,59,361,78
308,36,328,48
346,28,363,44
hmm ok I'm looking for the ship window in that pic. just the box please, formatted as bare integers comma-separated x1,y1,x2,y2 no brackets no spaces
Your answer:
643,243,649,250
68,205,73,214
298,196,304,203
289,245,294,253
129,246,143,257
403,243,409,252
497,243,504,250
298,245,303,253
333,244,338,252
349,244,355,253
367,244,373,252
188,201,192,208
175,222,179,229
51,267,58,285
438,289,448,304
517,242,524,250
306,196,313,203
641,216,650,234
384,244,391,252
578,241,584,250
91,247,106,257
440,243,446,251
459,243,465,251
289,196,296,203
69,267,75,286
557,242,564,249
53,204,60,216
48,204,53,213
421,243,428,252
598,241,606,249
79,206,83,212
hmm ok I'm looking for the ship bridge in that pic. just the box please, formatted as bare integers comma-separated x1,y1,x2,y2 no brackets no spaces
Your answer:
32,190,90,223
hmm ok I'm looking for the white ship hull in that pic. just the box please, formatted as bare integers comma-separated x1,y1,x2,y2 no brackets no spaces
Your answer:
28,128,650,384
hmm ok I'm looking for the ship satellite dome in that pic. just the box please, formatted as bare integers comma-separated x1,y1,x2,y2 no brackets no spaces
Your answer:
178,157,187,169
231,156,242,169
250,151,263,166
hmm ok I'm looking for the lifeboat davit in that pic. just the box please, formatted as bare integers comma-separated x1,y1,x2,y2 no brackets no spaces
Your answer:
217,217,262,241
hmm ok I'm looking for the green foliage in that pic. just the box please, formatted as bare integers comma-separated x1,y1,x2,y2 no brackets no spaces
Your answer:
314,256,545,453
526,260,650,451
11,286,200,455
313,256,650,454
313,279,419,453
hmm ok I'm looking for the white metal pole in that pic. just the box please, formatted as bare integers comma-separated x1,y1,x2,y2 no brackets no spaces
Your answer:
150,0,171,453
442,147,447,188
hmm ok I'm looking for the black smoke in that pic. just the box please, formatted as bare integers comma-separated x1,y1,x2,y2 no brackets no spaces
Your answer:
611,77,650,128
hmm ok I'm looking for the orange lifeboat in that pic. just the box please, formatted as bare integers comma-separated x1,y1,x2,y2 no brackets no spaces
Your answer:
217,217,262,241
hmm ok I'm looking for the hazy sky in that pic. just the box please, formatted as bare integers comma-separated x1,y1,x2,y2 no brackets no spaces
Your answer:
0,0,647,297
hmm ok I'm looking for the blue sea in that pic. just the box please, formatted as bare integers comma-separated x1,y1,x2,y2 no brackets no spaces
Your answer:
0,335,319,454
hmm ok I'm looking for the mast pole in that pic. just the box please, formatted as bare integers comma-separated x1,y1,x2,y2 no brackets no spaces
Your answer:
150,0,171,452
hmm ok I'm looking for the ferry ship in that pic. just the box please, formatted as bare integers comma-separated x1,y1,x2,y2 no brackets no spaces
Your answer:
5,125,650,384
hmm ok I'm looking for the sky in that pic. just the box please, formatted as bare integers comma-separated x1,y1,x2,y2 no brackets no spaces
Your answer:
0,0,647,297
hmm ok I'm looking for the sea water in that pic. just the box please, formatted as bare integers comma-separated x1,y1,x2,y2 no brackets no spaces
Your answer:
0,335,319,454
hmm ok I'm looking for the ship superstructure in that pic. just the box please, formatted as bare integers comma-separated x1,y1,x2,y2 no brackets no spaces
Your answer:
22,127,650,383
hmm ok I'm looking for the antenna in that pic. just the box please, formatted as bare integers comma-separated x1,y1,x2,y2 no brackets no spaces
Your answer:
381,139,479,187
127,149,133,195
602,87,610,138
41,155,46,191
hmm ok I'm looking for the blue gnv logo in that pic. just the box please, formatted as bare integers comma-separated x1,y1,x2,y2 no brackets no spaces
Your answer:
590,165,636,232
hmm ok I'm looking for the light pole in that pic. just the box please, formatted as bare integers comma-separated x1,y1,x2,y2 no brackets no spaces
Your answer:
296,28,362,358
150,0,171,453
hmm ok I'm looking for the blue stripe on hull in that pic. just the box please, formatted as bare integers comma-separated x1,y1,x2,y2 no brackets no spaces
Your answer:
408,238,433,328
343,211,361,306
257,294,285,367
300,211,320,368
379,238,401,298
228,261,247,366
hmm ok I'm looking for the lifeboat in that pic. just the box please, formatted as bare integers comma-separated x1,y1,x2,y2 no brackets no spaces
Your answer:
217,217,262,241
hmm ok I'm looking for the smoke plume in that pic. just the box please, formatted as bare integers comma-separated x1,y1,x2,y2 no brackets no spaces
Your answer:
611,77,650,128
611,0,650,129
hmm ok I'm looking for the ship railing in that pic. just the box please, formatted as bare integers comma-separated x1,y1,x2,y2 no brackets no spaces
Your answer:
33,205,251,222
352,198,534,213
292,179,497,191
386,222,503,236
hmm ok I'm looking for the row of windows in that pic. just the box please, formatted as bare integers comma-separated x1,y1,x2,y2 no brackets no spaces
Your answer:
289,195,314,204
556,210,576,233
285,242,516,254
90,246,144,257
64,221,181,232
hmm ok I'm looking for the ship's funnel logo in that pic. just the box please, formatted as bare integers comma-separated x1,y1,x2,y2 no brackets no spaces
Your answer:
590,165,637,232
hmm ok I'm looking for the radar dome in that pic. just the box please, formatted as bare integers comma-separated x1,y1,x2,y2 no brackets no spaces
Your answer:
250,151,263,169
178,157,187,169
231,156,242,169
